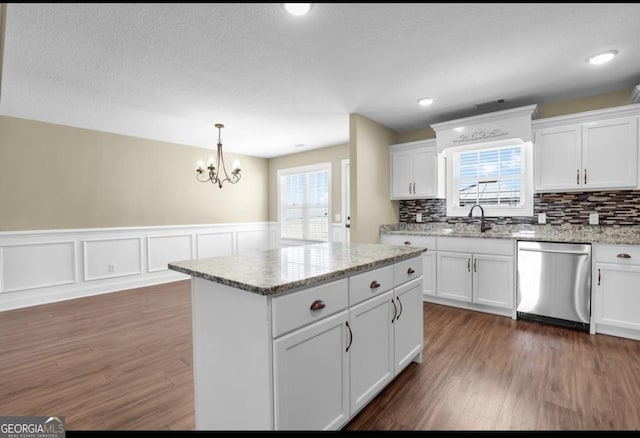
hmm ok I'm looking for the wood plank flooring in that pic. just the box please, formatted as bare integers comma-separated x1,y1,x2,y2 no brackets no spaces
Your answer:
1,280,639,430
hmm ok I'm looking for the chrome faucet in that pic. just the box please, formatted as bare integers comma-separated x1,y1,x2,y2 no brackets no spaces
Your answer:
468,204,491,233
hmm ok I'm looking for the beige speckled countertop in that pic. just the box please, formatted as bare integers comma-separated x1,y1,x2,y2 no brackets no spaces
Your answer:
168,242,425,295
379,223,640,245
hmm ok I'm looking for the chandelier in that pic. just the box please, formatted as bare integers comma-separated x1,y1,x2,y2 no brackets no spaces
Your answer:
196,123,241,188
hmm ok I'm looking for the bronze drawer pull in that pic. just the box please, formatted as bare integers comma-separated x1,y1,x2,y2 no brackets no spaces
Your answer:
370,280,381,289
617,253,631,259
407,267,415,274
404,241,411,245
310,299,326,311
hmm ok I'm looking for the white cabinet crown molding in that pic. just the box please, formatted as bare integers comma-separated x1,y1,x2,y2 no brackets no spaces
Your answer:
532,103,640,129
431,104,538,153
430,104,539,130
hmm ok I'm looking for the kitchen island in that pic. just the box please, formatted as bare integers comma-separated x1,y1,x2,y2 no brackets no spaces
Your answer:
168,242,425,430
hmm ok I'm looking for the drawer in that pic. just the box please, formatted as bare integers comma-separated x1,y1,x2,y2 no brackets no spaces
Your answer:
394,256,423,287
381,234,436,250
349,264,394,306
594,244,640,265
272,278,348,337
437,236,514,256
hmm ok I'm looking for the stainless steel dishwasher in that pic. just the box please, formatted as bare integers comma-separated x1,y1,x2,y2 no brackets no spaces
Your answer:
516,240,591,331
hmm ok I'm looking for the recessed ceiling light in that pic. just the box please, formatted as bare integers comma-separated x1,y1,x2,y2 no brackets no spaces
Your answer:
417,97,434,107
282,3,313,16
586,50,618,65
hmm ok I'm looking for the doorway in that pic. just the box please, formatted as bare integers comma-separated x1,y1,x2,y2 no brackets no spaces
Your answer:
342,159,350,243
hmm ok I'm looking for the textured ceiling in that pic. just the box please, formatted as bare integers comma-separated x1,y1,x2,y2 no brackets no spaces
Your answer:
1,3,639,158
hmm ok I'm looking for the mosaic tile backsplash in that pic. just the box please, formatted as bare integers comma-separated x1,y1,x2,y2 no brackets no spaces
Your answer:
399,190,640,226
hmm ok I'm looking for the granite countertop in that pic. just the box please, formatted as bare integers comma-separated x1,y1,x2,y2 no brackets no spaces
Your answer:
379,222,640,245
168,242,425,296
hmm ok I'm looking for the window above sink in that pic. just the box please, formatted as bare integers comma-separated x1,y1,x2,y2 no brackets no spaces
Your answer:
445,138,534,217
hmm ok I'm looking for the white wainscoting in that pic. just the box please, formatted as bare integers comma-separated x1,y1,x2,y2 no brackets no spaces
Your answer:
1,241,77,292
84,237,143,281
147,234,193,273
332,223,348,243
275,224,347,248
0,222,277,311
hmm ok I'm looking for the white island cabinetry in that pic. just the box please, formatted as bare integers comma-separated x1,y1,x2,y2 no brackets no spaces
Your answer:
169,243,424,431
380,234,437,298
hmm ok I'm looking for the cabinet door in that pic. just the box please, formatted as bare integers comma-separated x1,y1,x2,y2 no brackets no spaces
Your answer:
394,278,423,373
273,310,350,431
422,251,436,297
594,263,640,331
390,149,413,199
472,254,514,309
348,290,394,415
534,124,582,191
412,147,436,197
582,116,638,189
436,251,472,302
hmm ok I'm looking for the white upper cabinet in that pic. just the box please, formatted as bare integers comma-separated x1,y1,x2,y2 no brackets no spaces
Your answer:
389,139,444,200
582,117,638,188
534,124,582,191
533,105,640,192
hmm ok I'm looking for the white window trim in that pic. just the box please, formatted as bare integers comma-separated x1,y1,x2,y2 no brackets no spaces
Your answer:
277,162,332,245
445,138,534,217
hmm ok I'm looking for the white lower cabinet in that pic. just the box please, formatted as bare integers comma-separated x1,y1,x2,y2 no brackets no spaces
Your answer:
435,237,515,316
593,244,640,340
436,252,513,308
473,254,515,308
274,310,350,430
436,251,472,302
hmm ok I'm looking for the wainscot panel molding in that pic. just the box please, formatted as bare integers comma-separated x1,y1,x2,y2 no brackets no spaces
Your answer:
147,234,193,273
1,240,77,292
0,222,277,311
83,237,143,281
276,223,347,248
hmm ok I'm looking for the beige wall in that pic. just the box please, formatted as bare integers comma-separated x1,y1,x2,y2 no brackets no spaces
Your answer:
397,126,436,144
349,114,399,244
536,87,633,119
268,144,349,223
0,116,269,231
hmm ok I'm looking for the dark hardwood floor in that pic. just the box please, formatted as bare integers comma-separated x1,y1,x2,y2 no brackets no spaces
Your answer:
1,280,639,430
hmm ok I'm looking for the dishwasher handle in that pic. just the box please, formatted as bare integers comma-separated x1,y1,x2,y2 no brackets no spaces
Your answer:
518,247,590,256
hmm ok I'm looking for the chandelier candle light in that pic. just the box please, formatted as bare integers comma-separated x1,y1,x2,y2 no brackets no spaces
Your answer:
196,123,241,188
